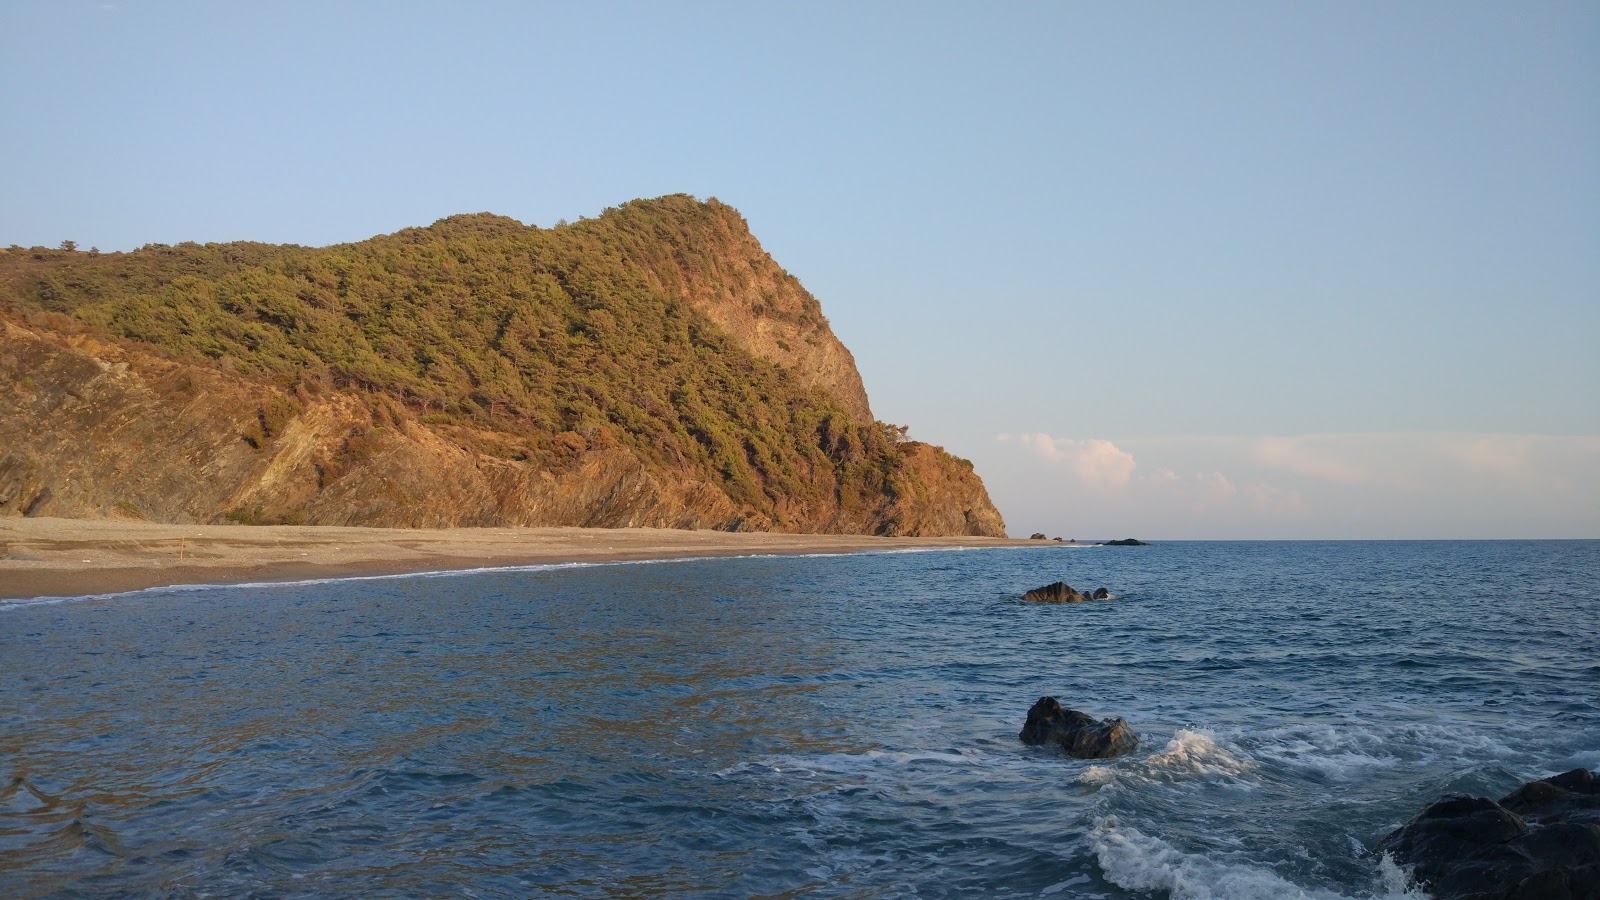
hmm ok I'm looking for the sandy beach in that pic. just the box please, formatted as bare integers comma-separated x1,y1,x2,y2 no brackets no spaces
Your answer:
0,517,1042,601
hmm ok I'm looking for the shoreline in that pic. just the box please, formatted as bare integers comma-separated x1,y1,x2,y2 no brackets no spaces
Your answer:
0,517,1044,601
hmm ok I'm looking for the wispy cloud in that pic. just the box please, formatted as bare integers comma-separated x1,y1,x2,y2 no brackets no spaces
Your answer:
986,431,1599,538
1250,436,1380,486
997,433,1135,488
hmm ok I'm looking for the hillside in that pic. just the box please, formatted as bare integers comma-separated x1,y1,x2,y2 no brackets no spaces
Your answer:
0,196,1005,536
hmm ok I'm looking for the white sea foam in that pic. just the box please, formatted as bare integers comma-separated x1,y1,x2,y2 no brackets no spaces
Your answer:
1073,730,1255,792
1567,748,1600,771
1077,764,1118,787
1090,817,1427,900
0,560,604,611
1375,853,1421,898
1148,729,1256,779
1243,725,1401,781
1240,720,1524,781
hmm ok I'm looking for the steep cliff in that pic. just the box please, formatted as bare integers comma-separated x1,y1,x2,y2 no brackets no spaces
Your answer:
0,197,1004,536
599,196,875,423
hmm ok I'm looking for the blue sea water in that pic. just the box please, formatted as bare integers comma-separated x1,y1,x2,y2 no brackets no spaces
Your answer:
2,540,1597,898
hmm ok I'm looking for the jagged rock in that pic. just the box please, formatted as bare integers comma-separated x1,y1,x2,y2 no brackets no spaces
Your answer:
1030,532,1047,540
1022,582,1111,603
1100,538,1150,546
1018,697,1138,759
1376,768,1600,899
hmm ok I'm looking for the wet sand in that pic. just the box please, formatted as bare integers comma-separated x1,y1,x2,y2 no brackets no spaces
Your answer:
0,517,1041,600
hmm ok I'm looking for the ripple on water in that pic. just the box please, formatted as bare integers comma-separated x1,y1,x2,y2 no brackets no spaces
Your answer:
0,540,1595,896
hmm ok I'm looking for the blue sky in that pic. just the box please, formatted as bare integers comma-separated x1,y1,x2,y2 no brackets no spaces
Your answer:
3,1,1596,537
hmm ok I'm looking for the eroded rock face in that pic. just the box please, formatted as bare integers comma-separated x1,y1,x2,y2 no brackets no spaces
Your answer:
1018,697,1138,759
1376,768,1600,899
1022,582,1110,603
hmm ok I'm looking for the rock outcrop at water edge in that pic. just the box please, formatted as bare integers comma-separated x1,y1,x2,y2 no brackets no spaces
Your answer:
1018,697,1138,759
1376,767,1599,899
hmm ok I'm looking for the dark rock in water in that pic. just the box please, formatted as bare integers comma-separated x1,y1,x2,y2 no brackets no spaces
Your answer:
1376,768,1600,899
1100,538,1149,546
1029,532,1047,540
1023,581,1085,603
1018,696,1138,759
1052,536,1064,542
1022,582,1111,603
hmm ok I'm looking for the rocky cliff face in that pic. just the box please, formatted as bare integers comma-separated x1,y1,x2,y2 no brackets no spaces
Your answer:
607,196,875,424
0,198,1005,536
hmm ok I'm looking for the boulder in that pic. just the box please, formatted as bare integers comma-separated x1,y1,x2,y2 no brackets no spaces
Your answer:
1100,538,1150,546
1018,696,1138,759
1023,581,1085,602
1022,581,1111,603
1029,532,1047,540
1376,768,1599,899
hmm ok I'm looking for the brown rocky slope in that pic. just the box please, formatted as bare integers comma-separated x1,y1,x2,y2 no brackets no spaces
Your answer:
0,198,1005,536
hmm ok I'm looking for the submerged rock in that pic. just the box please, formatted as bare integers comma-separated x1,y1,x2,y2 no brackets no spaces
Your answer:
1376,768,1600,899
1100,538,1150,546
1022,581,1110,603
1018,697,1138,759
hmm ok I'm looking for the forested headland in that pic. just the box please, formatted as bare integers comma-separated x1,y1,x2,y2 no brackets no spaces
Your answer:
0,196,1005,536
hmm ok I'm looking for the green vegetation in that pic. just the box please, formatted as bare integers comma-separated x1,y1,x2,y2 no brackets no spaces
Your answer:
0,196,912,527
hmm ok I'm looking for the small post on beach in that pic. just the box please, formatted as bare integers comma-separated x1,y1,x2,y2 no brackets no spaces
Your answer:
180,537,186,562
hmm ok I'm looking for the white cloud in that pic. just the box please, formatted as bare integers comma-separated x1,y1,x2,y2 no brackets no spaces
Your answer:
999,433,1136,488
985,430,1599,538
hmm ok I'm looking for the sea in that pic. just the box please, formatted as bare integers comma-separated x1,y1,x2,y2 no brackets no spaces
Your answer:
2,540,1596,898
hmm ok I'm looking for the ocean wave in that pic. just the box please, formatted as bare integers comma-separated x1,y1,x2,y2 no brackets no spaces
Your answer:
1568,749,1600,771
1090,817,1426,900
1076,729,1256,792
0,560,605,611
1231,720,1525,783
1148,729,1256,779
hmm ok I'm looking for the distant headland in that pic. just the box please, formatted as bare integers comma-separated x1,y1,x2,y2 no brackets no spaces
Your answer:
0,196,1004,537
